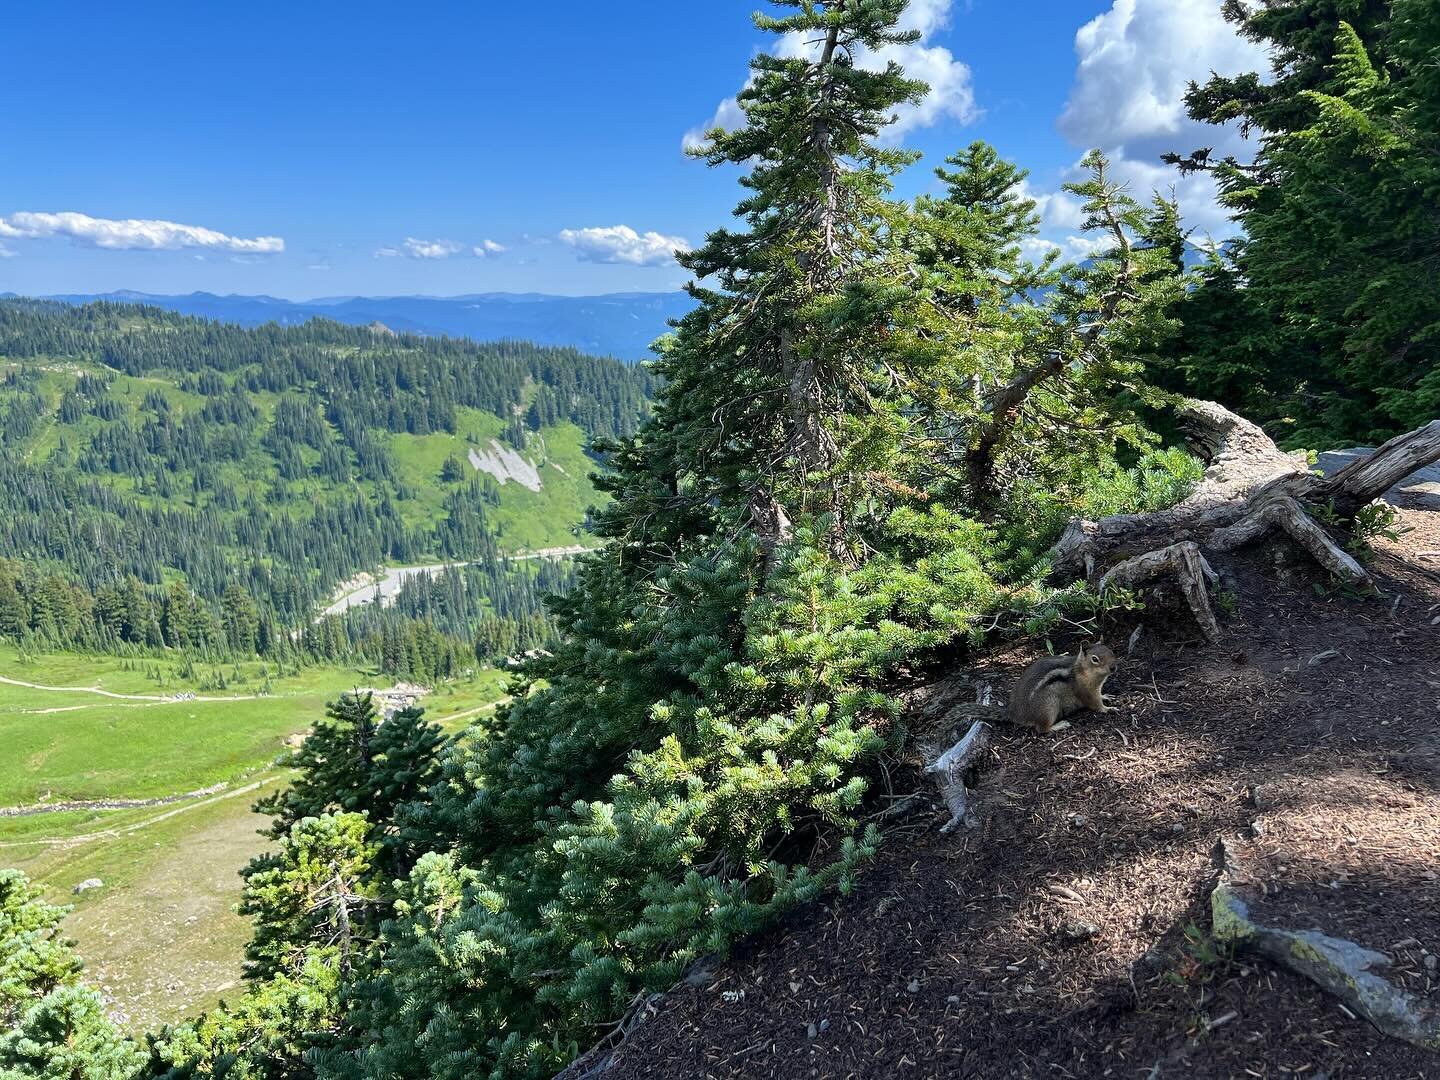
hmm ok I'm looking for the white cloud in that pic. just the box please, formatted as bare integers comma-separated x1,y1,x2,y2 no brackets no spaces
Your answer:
404,237,466,259
0,211,283,253
684,96,747,153
683,0,979,151
1055,0,1270,238
0,243,15,259
559,225,690,267
1020,237,1058,262
1019,181,1086,231
376,237,506,259
1060,234,1109,261
1021,234,1108,265
1060,0,1266,148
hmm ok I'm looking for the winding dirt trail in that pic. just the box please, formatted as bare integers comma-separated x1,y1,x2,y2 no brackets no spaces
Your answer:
0,673,257,704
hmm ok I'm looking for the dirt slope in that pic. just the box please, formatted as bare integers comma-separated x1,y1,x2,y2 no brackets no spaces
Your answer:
575,505,1440,1079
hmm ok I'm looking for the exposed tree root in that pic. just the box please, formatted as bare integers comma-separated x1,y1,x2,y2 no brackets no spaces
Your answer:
923,720,993,833
1099,541,1221,641
1212,869,1440,1051
1051,401,1440,638
1208,494,1370,586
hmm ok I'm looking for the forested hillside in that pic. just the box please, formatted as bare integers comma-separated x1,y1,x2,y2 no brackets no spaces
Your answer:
0,300,654,673
27,291,694,361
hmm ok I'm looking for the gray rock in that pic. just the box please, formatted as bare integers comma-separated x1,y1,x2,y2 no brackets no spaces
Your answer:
72,878,103,894
1315,449,1440,510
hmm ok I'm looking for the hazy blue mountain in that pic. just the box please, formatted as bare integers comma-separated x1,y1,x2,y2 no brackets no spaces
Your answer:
22,290,694,361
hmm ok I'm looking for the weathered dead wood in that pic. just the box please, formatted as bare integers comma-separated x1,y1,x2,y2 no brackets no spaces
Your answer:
924,720,993,833
1208,494,1370,586
1099,541,1222,641
1050,399,1308,578
1178,399,1309,498
1212,867,1440,1051
1049,401,1440,637
1252,418,1440,516
748,488,793,568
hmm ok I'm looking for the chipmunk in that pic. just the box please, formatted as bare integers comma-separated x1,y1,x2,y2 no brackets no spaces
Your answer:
1007,643,1119,734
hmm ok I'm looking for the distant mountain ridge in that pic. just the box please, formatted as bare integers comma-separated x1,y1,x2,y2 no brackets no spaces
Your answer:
9,290,694,361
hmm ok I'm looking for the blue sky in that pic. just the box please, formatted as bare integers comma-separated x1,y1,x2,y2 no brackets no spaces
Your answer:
0,1,1267,299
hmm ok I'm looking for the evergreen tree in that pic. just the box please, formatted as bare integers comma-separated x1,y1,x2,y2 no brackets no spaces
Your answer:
222,583,260,656
0,872,140,1080
255,693,446,877
0,577,28,639
0,986,143,1080
0,870,82,1026
318,5,1190,1077
239,813,381,981
142,956,340,1080
1166,0,1437,442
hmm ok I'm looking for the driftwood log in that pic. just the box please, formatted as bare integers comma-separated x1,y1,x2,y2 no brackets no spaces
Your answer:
1050,400,1440,640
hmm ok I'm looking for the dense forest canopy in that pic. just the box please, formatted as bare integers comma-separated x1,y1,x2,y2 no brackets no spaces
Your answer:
0,300,653,673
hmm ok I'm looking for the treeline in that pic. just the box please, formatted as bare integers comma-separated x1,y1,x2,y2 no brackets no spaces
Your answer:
0,559,274,657
0,300,657,445
307,557,577,678
0,553,572,682
0,460,430,622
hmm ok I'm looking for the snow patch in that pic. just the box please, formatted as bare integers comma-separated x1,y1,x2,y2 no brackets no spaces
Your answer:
468,439,543,492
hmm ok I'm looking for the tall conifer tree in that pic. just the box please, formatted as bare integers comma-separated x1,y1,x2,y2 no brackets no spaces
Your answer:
1166,0,1437,442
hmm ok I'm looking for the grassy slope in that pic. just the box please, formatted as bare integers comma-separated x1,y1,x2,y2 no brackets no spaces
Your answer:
0,346,577,1026
7,785,279,1031
388,409,599,550
0,648,512,1029
0,647,366,805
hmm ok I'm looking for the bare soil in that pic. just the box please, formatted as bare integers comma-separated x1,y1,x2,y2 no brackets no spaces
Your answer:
575,505,1440,1079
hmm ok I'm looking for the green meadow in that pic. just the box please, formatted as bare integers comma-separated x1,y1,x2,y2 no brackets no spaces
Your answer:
0,645,510,1029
